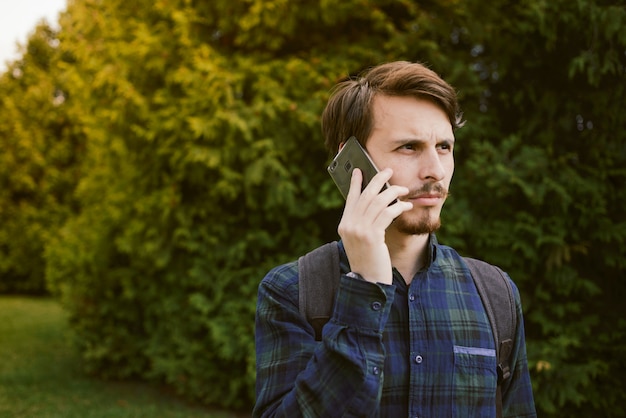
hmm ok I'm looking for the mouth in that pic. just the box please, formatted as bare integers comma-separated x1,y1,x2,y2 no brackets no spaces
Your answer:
409,192,445,199
405,195,444,206
401,185,448,206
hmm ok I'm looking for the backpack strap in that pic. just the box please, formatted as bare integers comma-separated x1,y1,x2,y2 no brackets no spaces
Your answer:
464,257,517,418
298,241,340,341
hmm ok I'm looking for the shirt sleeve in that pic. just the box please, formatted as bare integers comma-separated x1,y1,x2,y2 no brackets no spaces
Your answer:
501,277,538,418
253,262,396,418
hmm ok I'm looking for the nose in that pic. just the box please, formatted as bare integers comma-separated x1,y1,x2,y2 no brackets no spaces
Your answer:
419,148,446,181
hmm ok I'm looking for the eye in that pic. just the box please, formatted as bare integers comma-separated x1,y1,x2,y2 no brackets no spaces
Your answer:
396,141,419,152
438,141,454,152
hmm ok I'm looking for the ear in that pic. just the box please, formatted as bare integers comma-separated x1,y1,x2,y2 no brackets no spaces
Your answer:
338,141,346,152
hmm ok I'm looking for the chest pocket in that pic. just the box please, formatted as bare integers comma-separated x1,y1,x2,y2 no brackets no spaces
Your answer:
453,345,498,417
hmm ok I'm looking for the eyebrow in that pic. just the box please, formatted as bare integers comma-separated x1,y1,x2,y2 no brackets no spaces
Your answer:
390,137,456,146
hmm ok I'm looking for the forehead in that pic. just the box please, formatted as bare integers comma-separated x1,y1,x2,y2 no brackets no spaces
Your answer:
370,95,454,140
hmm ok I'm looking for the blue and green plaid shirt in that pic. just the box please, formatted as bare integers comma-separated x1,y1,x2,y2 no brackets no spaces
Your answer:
254,235,537,417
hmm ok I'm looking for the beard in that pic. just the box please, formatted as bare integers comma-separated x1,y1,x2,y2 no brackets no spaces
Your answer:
393,210,442,235
393,182,448,235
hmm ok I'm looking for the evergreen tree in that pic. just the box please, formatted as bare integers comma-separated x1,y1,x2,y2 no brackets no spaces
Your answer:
0,22,82,293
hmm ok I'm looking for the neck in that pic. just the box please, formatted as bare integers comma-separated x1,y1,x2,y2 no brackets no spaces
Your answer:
385,228,431,284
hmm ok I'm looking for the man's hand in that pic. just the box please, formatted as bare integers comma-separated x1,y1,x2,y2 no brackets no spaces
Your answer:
338,168,413,285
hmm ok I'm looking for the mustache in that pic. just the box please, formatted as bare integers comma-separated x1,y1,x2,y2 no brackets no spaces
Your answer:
404,183,449,199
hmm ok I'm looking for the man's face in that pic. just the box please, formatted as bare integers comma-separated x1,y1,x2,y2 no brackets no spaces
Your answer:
364,95,455,235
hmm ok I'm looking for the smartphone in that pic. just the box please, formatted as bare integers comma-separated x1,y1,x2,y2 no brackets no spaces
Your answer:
327,136,390,200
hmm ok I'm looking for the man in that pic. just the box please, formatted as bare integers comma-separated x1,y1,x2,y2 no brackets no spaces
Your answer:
254,61,536,417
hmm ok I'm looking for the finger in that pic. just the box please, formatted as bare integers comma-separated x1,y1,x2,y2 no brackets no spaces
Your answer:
359,168,394,201
344,168,363,210
362,184,409,217
372,200,413,228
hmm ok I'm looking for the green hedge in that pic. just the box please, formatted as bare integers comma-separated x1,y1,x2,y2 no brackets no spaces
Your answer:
0,24,82,294
1,0,624,414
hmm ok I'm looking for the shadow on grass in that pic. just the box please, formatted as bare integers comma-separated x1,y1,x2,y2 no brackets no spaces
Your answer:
0,296,249,418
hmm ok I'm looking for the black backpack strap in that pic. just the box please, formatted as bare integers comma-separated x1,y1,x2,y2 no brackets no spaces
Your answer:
464,257,517,418
298,241,341,341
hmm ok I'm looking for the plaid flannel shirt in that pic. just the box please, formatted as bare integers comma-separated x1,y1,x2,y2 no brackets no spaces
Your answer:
254,235,537,417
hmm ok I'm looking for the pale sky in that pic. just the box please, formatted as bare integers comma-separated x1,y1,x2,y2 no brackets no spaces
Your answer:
0,0,67,72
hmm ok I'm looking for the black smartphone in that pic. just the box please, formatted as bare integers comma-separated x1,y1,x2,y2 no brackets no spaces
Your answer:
327,136,390,200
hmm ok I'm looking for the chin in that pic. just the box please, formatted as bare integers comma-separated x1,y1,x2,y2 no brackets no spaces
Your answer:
394,213,441,236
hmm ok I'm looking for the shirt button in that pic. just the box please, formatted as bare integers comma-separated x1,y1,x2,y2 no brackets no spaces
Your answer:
409,294,415,302
371,301,382,311
372,366,380,375
415,355,423,364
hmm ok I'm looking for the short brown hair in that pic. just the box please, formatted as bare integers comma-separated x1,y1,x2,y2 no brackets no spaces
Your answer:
321,61,464,154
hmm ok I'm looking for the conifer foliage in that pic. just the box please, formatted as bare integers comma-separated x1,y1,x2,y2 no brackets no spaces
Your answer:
1,0,624,414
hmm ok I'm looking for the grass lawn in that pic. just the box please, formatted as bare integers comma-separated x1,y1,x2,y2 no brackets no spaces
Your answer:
0,296,247,418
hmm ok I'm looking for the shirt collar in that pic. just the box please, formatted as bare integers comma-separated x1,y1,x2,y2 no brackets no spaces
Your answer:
427,233,438,269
